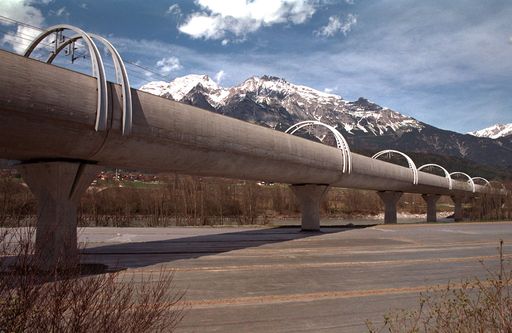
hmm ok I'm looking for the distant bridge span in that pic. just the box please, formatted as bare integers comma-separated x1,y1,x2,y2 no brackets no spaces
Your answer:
0,36,508,268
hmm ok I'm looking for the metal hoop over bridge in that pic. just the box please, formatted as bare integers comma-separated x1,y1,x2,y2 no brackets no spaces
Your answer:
285,120,352,174
471,177,490,187
450,172,475,193
23,24,132,135
418,163,452,190
372,149,418,185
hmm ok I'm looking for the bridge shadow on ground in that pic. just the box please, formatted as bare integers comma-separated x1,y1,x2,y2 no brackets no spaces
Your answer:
80,226,374,270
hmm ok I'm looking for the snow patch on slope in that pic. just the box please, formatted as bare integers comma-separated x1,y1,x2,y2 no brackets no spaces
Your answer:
140,74,424,136
468,123,512,139
140,74,229,107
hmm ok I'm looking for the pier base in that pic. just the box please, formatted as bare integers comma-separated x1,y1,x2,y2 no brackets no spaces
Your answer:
291,184,329,231
422,194,441,222
450,196,464,222
377,191,403,224
17,162,101,270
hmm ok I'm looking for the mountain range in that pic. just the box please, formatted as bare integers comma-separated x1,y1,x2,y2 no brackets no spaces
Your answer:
468,123,512,139
140,75,512,179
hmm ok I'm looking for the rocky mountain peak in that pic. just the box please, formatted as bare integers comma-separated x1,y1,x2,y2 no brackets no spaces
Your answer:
140,74,424,135
350,97,383,111
260,75,287,82
468,123,512,139
140,74,228,108
138,74,512,170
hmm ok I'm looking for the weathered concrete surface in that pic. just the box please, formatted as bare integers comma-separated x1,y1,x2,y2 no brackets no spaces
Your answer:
422,194,441,222
451,196,464,221
17,162,101,269
290,184,330,231
377,191,403,224
81,222,512,332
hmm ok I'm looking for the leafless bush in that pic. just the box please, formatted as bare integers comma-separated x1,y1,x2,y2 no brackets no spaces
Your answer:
78,176,299,226
326,189,382,216
0,176,35,227
366,240,512,332
0,227,185,332
398,194,426,215
2,171,510,227
468,193,512,221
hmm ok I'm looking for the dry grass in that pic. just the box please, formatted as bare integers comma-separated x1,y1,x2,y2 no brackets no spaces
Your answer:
366,240,512,332
0,227,186,332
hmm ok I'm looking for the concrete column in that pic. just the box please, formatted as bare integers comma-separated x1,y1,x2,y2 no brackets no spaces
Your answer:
450,196,464,222
377,191,403,224
17,162,101,270
422,194,441,222
290,184,329,231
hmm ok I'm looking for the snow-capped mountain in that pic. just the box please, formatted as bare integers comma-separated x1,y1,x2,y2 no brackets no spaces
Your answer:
140,75,512,170
468,123,512,139
140,74,424,136
140,75,229,108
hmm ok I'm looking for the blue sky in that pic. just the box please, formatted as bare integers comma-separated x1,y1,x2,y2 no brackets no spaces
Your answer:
1,0,511,134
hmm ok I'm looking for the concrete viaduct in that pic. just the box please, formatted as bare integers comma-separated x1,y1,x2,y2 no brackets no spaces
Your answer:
0,26,507,269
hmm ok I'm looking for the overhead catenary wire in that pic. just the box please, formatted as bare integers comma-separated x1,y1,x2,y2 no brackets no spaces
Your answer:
0,14,171,82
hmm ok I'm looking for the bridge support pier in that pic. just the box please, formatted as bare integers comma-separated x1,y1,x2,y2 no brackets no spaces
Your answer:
17,161,101,270
290,184,329,231
422,194,441,222
450,196,464,222
377,191,403,224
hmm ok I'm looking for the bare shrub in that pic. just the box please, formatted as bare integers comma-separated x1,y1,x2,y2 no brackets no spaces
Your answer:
366,240,512,332
398,193,426,215
0,227,185,332
2,170,510,227
329,189,382,216
469,193,512,221
0,176,35,227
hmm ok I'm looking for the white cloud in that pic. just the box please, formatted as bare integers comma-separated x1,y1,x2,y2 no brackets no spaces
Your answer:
55,6,68,17
48,6,69,18
0,0,45,26
178,0,316,41
0,0,47,54
111,2,512,133
315,13,357,37
156,56,182,75
214,69,225,84
166,4,181,16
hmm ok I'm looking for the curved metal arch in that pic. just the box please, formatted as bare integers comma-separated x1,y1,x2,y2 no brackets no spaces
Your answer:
418,163,452,190
372,149,418,185
450,172,475,193
24,24,108,132
285,120,352,174
471,177,491,187
46,33,132,135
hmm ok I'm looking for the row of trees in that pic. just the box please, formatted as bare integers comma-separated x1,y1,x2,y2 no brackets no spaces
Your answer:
0,173,510,227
